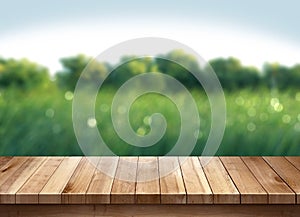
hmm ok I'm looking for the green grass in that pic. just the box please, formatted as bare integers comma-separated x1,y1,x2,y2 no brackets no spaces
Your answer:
0,85,300,155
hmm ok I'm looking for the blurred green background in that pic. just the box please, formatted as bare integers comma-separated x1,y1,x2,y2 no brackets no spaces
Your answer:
1,50,300,155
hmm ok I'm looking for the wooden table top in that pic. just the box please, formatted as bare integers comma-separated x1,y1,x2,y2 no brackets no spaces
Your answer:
0,156,300,205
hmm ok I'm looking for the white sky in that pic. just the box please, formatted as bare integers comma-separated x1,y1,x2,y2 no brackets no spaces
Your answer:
1,20,300,74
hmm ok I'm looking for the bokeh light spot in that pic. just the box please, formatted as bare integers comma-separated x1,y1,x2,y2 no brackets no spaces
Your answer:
87,118,97,128
64,91,74,101
45,108,55,118
247,122,256,132
282,114,291,124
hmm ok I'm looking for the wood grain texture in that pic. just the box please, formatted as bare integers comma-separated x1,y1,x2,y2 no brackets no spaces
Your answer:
200,157,240,204
286,157,300,169
242,157,295,204
220,157,267,204
0,157,28,188
179,157,213,204
0,157,46,204
2,204,300,217
0,157,13,169
111,157,138,204
264,157,300,204
86,157,119,204
16,157,63,204
0,205,94,217
39,157,81,204
159,157,186,204
95,204,300,217
0,157,299,206
136,157,160,204
62,157,99,204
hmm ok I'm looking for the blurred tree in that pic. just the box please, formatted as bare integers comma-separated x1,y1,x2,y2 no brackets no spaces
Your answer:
290,64,300,87
209,57,260,90
156,50,201,88
263,63,291,90
106,56,156,87
0,57,50,90
56,54,109,90
56,54,91,90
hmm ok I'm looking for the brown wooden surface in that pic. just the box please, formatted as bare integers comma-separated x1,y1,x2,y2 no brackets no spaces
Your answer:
86,157,118,204
62,157,99,204
179,157,212,204
200,157,240,204
136,157,160,204
264,157,300,204
242,157,295,204
0,157,45,204
39,157,81,204
1,204,300,217
16,157,64,204
0,157,299,205
220,157,268,204
110,157,138,204
159,157,186,204
0,157,12,168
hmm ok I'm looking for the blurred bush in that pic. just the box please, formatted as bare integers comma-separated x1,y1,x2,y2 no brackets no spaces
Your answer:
0,58,50,90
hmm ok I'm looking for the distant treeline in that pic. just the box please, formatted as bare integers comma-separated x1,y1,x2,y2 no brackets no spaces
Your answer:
0,50,300,91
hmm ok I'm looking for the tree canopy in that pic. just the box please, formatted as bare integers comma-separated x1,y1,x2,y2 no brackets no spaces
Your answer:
1,51,300,91
0,58,49,90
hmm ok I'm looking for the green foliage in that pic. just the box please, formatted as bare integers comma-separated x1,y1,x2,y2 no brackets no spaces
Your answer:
0,86,80,155
290,64,300,86
105,56,155,87
1,51,300,156
54,51,300,92
56,54,113,91
263,63,300,90
0,58,50,90
1,51,299,92
56,54,91,90
1,87,300,155
156,50,200,88
209,57,260,90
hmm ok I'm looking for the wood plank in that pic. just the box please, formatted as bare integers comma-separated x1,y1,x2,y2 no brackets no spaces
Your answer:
264,157,300,204
0,205,17,217
179,157,213,204
0,157,13,169
159,157,186,204
0,156,300,206
0,157,28,188
111,157,138,204
286,157,300,171
242,157,295,204
62,157,99,204
0,205,94,217
86,157,119,204
200,157,240,204
0,157,46,204
2,204,300,217
39,157,81,204
136,157,160,204
95,204,300,217
16,157,64,204
220,157,267,204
